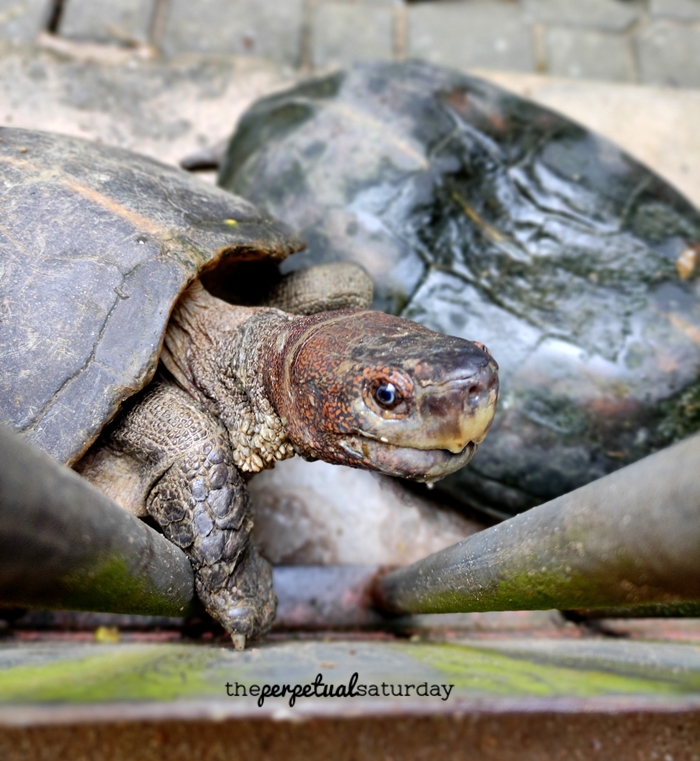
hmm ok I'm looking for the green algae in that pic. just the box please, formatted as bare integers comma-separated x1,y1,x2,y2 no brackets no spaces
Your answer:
658,382,700,442
56,551,194,618
4,638,700,706
60,555,156,612
403,554,690,616
393,558,618,615
0,645,216,703
481,562,633,613
404,642,693,698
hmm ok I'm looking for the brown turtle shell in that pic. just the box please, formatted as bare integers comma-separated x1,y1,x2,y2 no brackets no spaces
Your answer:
0,127,302,465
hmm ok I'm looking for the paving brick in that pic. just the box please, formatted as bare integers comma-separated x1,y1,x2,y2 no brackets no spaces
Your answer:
650,0,700,20
160,0,304,68
545,27,632,82
636,21,700,88
0,0,51,42
408,1,535,74
311,4,394,69
523,0,642,31
60,0,155,45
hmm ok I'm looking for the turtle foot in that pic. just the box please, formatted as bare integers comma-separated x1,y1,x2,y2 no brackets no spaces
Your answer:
196,545,277,645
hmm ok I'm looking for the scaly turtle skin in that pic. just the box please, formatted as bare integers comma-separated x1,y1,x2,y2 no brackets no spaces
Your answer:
0,127,499,645
218,61,700,520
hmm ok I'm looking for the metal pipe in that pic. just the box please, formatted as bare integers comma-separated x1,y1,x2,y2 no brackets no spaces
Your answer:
0,423,196,617
374,434,700,615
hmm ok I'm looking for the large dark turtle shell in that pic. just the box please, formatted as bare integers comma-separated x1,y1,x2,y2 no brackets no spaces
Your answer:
0,128,302,466
219,61,700,519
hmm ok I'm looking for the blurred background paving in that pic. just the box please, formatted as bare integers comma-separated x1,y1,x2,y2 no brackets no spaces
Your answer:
2,0,699,87
0,0,696,210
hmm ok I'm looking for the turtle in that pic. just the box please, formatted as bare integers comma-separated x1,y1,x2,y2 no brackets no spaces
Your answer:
0,126,499,647
214,60,700,521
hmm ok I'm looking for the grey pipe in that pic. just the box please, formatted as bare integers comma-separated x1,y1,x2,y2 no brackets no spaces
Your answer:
374,434,700,615
0,423,196,617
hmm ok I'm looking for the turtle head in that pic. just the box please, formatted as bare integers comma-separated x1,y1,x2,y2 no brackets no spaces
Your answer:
265,309,498,482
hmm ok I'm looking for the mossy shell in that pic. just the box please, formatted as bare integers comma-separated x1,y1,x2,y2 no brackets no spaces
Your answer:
0,128,302,466
219,61,700,519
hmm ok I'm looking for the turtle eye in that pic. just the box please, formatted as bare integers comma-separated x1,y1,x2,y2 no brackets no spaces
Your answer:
374,381,402,410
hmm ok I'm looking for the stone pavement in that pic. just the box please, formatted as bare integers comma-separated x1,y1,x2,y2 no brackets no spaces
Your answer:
1,0,698,87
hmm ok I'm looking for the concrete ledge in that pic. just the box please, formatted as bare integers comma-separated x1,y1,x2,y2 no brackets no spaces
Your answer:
1,709,699,761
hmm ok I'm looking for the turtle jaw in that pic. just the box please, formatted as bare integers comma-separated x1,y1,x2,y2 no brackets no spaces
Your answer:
339,372,498,481
352,354,499,458
339,436,481,482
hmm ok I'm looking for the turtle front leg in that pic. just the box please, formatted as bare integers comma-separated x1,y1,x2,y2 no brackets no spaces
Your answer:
78,377,276,648
147,431,276,650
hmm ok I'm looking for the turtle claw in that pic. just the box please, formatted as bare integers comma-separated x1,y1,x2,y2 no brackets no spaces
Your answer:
231,633,246,651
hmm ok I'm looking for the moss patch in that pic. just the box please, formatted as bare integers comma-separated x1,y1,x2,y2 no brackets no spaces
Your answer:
0,645,216,703
658,382,700,442
405,642,691,698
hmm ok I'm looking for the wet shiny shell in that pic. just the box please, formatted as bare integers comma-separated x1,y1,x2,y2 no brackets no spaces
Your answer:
219,61,700,519
0,128,301,465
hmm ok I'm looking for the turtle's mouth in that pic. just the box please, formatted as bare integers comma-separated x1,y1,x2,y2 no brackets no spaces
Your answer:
339,436,479,482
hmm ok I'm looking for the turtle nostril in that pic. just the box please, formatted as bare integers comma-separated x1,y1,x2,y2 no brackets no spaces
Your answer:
488,376,498,392
467,384,481,398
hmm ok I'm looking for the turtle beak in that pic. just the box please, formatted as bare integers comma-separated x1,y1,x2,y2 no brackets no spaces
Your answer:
415,351,499,454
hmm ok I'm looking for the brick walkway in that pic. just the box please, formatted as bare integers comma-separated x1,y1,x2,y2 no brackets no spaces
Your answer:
2,0,699,87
